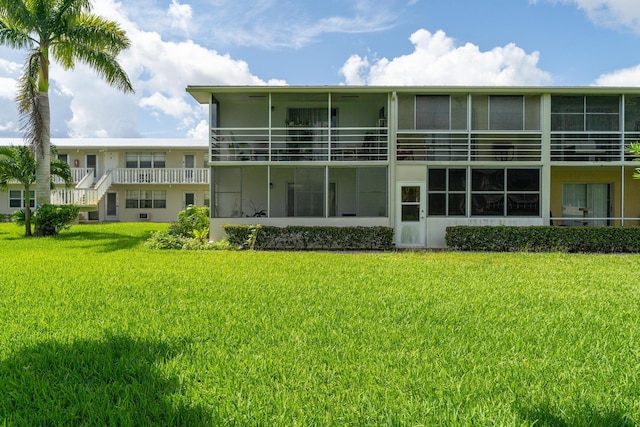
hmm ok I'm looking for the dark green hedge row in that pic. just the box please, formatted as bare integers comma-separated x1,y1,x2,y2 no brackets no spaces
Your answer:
223,225,394,251
446,225,640,253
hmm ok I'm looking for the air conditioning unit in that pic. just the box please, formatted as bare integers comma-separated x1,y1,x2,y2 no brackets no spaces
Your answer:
139,212,150,220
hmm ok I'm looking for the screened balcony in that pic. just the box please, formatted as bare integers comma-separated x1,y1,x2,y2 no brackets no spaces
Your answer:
210,91,389,163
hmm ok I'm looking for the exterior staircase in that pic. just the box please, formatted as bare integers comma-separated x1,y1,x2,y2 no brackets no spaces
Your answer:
51,168,112,208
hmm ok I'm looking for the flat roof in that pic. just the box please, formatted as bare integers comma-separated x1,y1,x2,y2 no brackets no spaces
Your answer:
186,85,640,104
0,138,208,149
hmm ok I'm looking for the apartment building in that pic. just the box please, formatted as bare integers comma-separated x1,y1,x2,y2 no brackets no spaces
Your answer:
186,86,640,248
0,138,209,223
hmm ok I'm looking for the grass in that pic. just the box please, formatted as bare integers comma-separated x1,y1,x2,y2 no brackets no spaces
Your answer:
1,222,640,425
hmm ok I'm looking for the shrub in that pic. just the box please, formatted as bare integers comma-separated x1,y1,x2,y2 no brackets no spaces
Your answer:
144,231,188,250
223,225,395,251
20,204,79,236
167,205,210,238
446,225,640,253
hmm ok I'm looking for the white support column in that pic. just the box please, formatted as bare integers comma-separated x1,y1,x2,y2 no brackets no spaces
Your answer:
621,165,625,226
388,91,397,226
541,93,552,225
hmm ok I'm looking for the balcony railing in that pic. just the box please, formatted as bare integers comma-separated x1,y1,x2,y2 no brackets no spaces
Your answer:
50,188,99,206
396,131,542,162
551,133,627,162
111,168,209,184
212,127,388,162
52,168,92,184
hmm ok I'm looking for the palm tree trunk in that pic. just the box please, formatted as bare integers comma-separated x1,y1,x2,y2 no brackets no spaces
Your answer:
24,205,32,237
34,92,50,237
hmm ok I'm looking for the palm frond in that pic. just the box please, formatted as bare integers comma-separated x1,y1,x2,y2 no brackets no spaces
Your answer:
0,18,36,49
0,0,34,32
54,40,134,93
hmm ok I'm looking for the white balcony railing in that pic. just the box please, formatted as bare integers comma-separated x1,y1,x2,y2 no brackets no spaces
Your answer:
52,168,93,185
50,188,99,206
111,168,209,184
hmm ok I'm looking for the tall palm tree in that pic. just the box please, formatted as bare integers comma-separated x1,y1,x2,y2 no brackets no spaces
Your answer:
0,145,71,236
0,0,134,234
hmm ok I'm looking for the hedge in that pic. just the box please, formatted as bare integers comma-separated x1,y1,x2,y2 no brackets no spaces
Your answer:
446,225,640,253
223,225,394,251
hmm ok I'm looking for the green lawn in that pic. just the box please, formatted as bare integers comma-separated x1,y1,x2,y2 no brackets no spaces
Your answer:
1,222,639,426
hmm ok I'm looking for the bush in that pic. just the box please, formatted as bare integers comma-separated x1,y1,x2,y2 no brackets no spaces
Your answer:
445,225,640,253
146,205,239,250
20,204,79,236
144,231,188,250
223,225,395,251
144,230,237,250
167,205,210,238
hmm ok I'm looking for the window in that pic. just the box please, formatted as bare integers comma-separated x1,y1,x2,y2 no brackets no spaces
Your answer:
9,190,35,208
428,168,466,216
126,152,166,168
490,96,524,130
562,183,611,226
551,95,620,132
328,167,387,217
57,154,68,164
416,95,467,130
185,192,195,207
625,96,640,132
125,190,166,209
472,95,540,130
471,168,539,216
213,167,268,217
287,168,325,217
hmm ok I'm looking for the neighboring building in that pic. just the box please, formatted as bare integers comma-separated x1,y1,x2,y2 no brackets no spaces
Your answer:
186,85,640,248
0,138,209,223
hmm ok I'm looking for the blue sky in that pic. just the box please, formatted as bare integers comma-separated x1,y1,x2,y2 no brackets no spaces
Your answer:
0,0,639,139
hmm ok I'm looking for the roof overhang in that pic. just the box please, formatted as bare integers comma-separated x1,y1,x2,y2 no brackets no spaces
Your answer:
186,85,640,104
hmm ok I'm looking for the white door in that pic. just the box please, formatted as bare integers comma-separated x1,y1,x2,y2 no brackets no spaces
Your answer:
104,152,119,173
396,182,426,248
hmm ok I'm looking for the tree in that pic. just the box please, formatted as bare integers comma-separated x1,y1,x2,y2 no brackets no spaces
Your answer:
0,0,134,234
0,145,71,236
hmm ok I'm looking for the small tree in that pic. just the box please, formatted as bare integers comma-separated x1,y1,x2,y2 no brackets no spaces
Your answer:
626,142,640,178
0,145,71,236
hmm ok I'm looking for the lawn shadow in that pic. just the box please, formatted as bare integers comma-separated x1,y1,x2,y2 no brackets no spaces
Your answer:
517,402,636,426
0,333,212,425
54,230,151,252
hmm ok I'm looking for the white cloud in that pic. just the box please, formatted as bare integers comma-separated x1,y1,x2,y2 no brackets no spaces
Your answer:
49,0,285,138
340,29,552,86
535,0,640,32
594,64,640,85
187,120,209,139
139,92,194,118
168,0,192,34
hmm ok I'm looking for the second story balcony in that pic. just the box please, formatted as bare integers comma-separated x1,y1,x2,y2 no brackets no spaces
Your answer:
212,127,389,163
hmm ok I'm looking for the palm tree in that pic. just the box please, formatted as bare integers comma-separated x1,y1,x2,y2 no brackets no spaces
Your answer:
0,145,72,236
0,0,134,232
